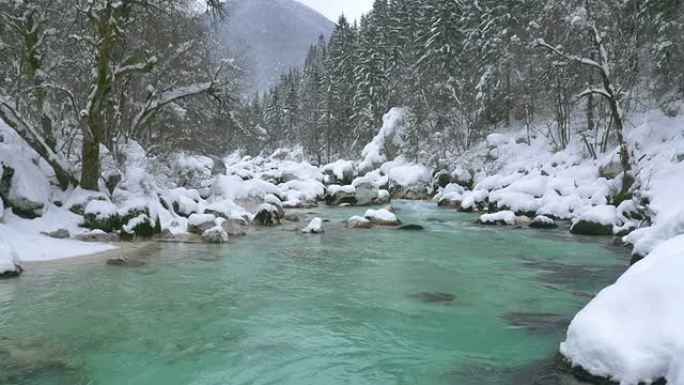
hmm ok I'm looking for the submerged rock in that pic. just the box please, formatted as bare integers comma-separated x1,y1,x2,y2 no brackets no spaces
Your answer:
0,336,81,384
106,256,146,267
504,312,571,333
409,292,457,304
397,224,425,231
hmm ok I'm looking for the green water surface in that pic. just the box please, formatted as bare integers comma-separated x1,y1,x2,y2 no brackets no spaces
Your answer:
0,201,627,385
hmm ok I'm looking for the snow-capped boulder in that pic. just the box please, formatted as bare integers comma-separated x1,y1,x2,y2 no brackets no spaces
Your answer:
65,187,108,215
83,200,121,233
201,226,229,244
529,215,558,229
560,234,684,385
322,160,356,185
325,185,357,206
438,184,466,208
570,205,618,236
355,183,379,206
204,199,251,221
0,257,21,279
364,209,400,226
345,216,373,229
187,213,217,235
477,211,517,226
253,203,281,226
0,163,47,219
387,164,432,200
451,167,474,189
301,217,324,234
374,189,391,205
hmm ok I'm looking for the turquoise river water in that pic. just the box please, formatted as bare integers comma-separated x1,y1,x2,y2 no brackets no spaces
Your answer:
0,201,628,385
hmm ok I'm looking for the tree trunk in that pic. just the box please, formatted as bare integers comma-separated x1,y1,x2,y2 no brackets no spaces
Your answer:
80,135,100,191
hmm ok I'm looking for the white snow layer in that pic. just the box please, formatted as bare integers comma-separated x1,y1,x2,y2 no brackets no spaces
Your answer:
561,234,684,385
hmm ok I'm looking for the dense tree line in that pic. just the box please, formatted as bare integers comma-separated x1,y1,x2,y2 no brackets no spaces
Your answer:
0,0,242,191
241,0,683,170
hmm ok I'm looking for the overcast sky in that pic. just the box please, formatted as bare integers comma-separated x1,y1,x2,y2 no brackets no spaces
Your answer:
295,0,373,23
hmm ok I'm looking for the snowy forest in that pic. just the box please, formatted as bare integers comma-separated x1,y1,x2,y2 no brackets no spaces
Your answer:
246,0,682,164
1,1,684,385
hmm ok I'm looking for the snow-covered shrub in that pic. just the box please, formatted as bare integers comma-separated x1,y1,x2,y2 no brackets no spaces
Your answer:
83,200,121,233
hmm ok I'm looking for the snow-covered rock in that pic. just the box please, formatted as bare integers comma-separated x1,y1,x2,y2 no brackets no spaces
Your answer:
437,183,466,208
364,209,400,226
561,234,684,385
253,203,281,226
477,211,517,226
0,255,21,279
301,217,324,234
345,216,373,229
201,226,229,244
570,205,619,236
325,185,357,206
322,159,356,185
354,183,379,206
187,213,217,235
529,215,558,229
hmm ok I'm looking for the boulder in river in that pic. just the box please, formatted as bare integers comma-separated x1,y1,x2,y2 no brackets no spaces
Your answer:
253,203,281,226
301,217,324,234
345,216,373,229
201,226,229,244
477,211,517,226
364,208,401,226
529,215,558,229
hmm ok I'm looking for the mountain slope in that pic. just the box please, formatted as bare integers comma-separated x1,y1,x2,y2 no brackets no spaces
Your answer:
220,0,335,94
